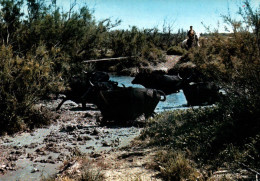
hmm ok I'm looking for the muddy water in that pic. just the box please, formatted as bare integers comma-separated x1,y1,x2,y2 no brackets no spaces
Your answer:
0,76,187,181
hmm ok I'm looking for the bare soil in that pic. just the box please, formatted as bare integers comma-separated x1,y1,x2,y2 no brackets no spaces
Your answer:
0,99,142,180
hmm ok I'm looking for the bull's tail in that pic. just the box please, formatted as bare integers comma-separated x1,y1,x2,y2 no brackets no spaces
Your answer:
157,90,166,102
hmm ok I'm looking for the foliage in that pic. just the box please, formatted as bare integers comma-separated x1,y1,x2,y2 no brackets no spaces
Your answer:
0,0,188,134
0,0,186,76
167,46,187,55
0,45,62,134
140,1,260,178
183,1,260,96
140,95,260,175
79,169,104,181
141,45,165,65
155,151,202,181
52,156,105,181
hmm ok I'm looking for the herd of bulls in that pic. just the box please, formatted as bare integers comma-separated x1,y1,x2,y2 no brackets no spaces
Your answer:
131,71,222,106
56,71,223,122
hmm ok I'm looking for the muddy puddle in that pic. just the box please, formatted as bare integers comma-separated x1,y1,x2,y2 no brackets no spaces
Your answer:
0,76,188,181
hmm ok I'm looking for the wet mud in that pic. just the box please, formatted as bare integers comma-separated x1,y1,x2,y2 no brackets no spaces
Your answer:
0,75,187,180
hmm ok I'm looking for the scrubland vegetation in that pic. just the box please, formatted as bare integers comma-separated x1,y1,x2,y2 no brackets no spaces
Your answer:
139,0,260,180
0,0,259,180
0,0,185,135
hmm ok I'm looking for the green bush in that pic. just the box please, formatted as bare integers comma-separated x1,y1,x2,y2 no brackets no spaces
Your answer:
140,93,260,172
139,1,260,178
0,45,62,134
155,151,202,181
141,45,165,65
167,46,187,55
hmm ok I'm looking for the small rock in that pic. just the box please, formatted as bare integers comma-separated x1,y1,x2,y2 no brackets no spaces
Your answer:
83,136,92,141
104,130,109,134
90,153,101,158
60,125,77,132
35,148,43,153
79,142,85,145
15,150,22,155
91,129,100,135
128,158,134,162
13,145,20,150
28,143,38,149
77,136,83,141
48,160,55,164
86,146,94,150
101,141,111,147
39,159,48,163
31,167,39,173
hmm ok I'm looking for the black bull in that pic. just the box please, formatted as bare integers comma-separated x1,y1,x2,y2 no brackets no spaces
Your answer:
183,82,222,106
82,87,166,121
56,71,114,110
56,81,118,110
131,72,184,95
132,72,222,106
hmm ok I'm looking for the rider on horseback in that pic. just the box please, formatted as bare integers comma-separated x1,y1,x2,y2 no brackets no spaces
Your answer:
187,26,198,49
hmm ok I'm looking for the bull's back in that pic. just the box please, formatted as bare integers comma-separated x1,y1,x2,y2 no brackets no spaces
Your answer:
183,82,220,106
95,88,161,121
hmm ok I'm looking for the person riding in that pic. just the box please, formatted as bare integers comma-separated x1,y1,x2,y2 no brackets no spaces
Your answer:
187,26,197,48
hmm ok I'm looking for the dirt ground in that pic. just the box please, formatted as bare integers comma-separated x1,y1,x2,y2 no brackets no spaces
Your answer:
58,144,163,181
0,99,144,181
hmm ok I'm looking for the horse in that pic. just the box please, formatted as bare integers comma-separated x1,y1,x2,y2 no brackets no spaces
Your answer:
181,32,200,50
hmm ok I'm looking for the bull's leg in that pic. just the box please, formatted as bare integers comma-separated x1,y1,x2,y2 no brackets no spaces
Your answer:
56,99,67,111
145,111,156,119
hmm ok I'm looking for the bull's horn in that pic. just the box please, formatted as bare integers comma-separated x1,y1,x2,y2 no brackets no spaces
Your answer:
157,90,166,102
178,73,183,80
89,80,94,87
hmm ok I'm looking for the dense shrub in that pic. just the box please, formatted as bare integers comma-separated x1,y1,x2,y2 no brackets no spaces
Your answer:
0,45,62,134
0,0,187,77
141,45,165,65
155,151,202,181
167,46,187,55
140,1,260,178
140,94,260,172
